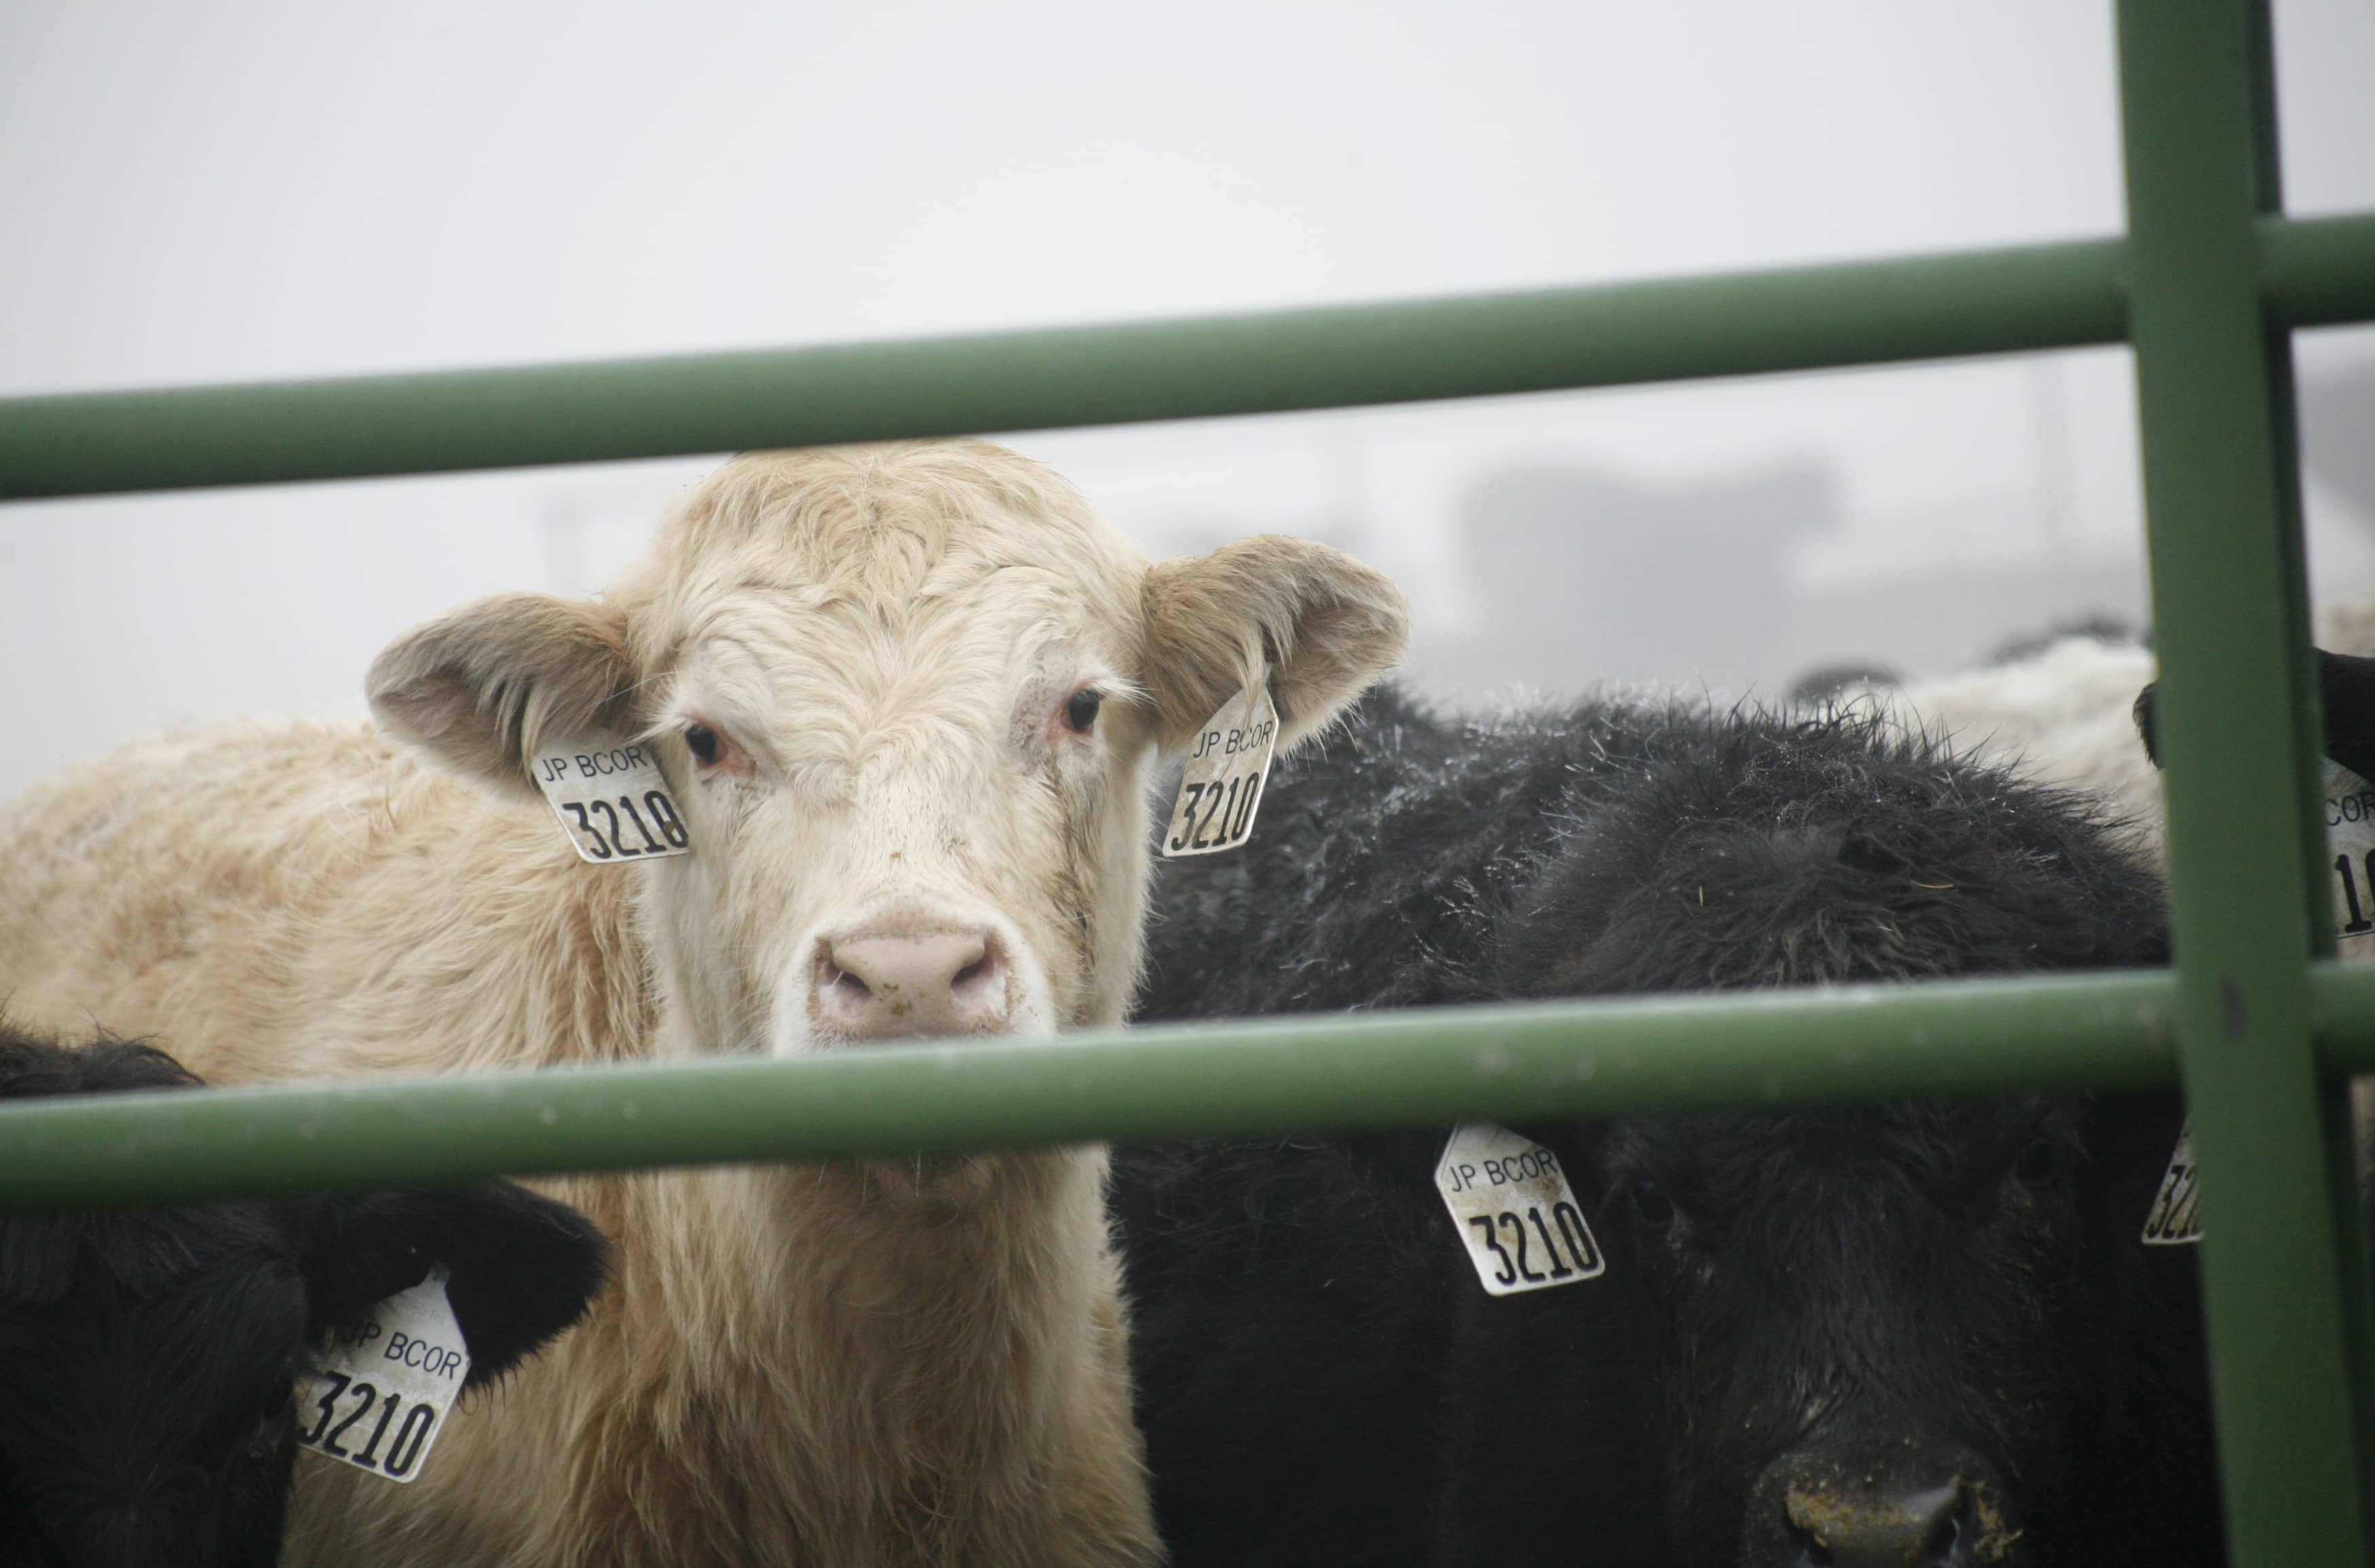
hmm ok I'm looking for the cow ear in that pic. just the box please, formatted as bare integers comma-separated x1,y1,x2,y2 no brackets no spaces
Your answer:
367,592,637,800
1138,537,1409,755
293,1183,609,1389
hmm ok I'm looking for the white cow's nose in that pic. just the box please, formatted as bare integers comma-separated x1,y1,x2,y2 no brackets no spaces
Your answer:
814,924,1013,1041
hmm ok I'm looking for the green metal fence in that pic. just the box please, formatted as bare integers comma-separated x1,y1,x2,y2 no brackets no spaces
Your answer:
3,1,2373,1561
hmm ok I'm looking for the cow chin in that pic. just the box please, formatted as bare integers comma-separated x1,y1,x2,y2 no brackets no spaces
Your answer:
772,892,1059,1054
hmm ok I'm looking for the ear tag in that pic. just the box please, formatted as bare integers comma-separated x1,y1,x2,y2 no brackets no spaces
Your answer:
2141,1120,2203,1246
297,1267,473,1484
1162,688,1277,858
530,733,693,864
1435,1122,1605,1296
2325,763,2375,951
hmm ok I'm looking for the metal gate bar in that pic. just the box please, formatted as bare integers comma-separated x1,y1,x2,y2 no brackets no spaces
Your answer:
0,211,2370,503
1,2,2372,1561
2121,3,2372,1558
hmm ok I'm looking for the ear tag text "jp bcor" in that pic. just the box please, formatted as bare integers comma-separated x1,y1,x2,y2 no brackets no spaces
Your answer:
296,1268,472,1484
531,733,693,864
1162,689,1278,858
1435,1122,1606,1296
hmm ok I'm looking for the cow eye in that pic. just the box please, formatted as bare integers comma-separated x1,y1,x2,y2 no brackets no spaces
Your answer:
1064,689,1103,733
1628,1179,1676,1228
2015,1136,2058,1184
685,724,722,765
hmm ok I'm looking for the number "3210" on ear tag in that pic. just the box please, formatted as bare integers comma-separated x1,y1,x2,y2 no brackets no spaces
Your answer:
532,735,693,864
1163,689,1277,858
296,1268,471,1484
1435,1122,1605,1296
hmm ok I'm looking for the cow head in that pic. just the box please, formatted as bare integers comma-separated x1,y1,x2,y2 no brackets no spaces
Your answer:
0,1030,609,1568
1482,706,2180,1567
368,442,1408,1056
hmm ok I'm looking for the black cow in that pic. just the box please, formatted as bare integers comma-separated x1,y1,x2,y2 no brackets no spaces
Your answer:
0,1025,610,1568
1117,689,2213,1567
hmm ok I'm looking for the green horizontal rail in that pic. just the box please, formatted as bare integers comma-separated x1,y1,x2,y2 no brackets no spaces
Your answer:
1,212,2366,504
31,950,2375,1215
2262,210,2375,328
0,961,2289,1210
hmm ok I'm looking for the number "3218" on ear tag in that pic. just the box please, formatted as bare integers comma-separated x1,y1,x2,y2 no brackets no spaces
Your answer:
1163,689,1276,858
531,735,693,864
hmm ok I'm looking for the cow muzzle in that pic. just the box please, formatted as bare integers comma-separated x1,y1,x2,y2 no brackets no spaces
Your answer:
1742,1439,2015,1568
803,904,1025,1045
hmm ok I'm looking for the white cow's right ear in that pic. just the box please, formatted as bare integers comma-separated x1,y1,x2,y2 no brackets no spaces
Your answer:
367,592,636,800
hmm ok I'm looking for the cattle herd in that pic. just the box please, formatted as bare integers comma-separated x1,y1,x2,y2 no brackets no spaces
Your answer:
0,440,2362,1567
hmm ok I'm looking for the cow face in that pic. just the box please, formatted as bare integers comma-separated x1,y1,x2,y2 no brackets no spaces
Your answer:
0,1218,307,1568
1594,1099,2100,1568
368,442,1407,1056
0,1035,610,1568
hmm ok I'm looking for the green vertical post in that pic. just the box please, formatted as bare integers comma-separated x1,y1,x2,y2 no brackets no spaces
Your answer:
2118,1,2374,1562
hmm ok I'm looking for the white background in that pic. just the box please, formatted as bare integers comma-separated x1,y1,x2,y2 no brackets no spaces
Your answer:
3,1,2371,800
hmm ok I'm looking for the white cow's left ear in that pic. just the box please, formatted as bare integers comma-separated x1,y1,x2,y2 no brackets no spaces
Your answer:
1138,535,1410,756
367,592,637,800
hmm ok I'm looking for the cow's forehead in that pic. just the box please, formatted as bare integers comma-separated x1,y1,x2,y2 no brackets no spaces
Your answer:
630,444,1140,600
613,445,1150,691
672,577,1120,704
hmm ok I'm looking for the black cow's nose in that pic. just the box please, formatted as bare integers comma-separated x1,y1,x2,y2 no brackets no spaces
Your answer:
1744,1439,2005,1568
1783,1478,1974,1567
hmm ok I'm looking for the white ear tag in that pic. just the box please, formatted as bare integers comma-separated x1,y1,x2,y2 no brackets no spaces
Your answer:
2134,767,2358,1247
2325,763,2375,952
530,733,692,864
296,1267,473,1484
1162,689,1277,858
1435,1122,1605,1296
2141,1120,2203,1246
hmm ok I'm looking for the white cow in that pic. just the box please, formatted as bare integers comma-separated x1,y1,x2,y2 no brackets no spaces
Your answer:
0,441,1411,1567
1846,600,2375,864
1856,632,2167,856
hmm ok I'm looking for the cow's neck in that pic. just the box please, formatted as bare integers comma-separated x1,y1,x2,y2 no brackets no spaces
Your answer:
535,864,1126,1556
569,1150,1115,1560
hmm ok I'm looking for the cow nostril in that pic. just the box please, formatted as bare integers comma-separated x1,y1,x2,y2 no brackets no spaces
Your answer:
832,968,872,1004
1923,1510,1960,1563
1784,1490,1834,1566
1918,1484,1972,1565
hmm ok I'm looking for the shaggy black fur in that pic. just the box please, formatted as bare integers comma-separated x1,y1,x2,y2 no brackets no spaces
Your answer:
1116,689,2210,1568
0,1026,610,1568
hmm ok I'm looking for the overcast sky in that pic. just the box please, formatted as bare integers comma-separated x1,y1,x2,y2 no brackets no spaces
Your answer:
1,1,2370,799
